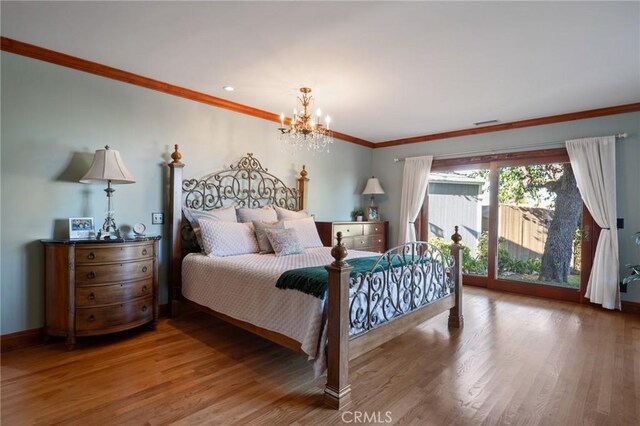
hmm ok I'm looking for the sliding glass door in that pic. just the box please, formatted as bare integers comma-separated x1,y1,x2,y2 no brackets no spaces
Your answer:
496,163,582,289
420,149,594,302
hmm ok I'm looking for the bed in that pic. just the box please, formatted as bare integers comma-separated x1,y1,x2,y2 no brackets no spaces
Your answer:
167,146,464,409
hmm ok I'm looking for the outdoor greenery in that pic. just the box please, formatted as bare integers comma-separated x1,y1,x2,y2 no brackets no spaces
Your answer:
429,233,488,275
428,231,581,288
430,231,543,276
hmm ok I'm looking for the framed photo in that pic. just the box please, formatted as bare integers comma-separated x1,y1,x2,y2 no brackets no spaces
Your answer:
69,217,95,240
367,206,379,221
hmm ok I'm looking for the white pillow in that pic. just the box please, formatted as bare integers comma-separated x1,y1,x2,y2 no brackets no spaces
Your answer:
236,205,278,223
199,219,259,257
265,228,304,257
252,220,285,253
274,205,308,220
183,206,237,248
284,217,323,248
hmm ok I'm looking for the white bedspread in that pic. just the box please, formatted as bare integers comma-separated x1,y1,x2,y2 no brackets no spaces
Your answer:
182,247,373,360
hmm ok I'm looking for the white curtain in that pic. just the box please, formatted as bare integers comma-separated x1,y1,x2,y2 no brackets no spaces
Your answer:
398,156,433,245
566,136,619,310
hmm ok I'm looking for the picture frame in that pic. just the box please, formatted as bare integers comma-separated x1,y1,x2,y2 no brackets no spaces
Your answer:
367,206,379,221
69,217,96,240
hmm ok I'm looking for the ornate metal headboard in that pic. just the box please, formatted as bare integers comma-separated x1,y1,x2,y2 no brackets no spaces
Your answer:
182,153,303,211
167,145,309,313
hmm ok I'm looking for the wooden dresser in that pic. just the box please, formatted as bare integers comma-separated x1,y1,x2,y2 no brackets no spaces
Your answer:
41,237,160,349
316,221,388,253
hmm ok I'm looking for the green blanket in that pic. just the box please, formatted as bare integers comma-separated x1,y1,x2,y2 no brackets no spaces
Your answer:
276,256,399,298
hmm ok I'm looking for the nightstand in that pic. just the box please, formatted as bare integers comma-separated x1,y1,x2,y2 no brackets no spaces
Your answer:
41,236,160,349
316,221,388,253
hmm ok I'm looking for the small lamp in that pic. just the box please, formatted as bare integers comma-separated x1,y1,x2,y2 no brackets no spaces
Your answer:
362,177,384,221
80,145,135,240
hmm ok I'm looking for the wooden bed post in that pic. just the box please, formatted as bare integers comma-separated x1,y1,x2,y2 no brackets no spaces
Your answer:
448,226,464,328
297,165,309,211
324,232,353,409
168,144,184,317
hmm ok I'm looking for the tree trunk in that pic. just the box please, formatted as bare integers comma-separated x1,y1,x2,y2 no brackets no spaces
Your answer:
538,164,582,283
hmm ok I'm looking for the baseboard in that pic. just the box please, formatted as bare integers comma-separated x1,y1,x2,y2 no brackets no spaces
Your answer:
1,328,43,353
1,304,170,353
621,300,640,315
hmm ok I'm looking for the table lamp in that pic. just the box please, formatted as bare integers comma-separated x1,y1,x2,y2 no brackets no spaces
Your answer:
362,177,384,220
80,145,135,239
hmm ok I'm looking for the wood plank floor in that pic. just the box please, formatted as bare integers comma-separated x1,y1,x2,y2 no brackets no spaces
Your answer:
2,287,639,425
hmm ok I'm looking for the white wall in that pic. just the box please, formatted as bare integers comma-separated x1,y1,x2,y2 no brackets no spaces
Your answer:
0,52,372,334
372,112,640,303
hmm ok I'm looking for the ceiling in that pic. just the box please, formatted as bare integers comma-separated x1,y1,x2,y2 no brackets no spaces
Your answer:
2,1,639,143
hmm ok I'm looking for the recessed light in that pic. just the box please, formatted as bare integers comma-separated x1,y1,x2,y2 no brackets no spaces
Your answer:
222,86,235,92
474,119,500,126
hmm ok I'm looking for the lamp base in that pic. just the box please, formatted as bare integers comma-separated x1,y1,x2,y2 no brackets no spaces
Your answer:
98,214,121,240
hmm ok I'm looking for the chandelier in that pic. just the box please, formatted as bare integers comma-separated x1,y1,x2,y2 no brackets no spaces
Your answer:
278,87,333,153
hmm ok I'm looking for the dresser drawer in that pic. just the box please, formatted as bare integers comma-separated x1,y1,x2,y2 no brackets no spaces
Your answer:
363,223,385,236
333,224,363,237
76,259,153,285
343,236,373,250
75,296,153,332
370,234,386,248
75,279,152,306
76,243,153,264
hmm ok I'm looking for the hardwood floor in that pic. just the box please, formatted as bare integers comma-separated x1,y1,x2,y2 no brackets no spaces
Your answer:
2,287,639,425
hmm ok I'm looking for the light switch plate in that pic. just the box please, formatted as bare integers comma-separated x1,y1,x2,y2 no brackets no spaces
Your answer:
152,213,164,225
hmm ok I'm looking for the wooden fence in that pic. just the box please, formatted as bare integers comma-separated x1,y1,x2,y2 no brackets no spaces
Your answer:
498,205,552,260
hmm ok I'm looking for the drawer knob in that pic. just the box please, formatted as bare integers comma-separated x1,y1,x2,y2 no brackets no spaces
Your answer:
142,266,148,273
375,227,379,231
361,241,365,244
142,305,148,313
86,271,96,279
88,292,95,300
346,229,350,232
142,285,148,293
142,249,148,256
88,315,96,322
87,252,96,260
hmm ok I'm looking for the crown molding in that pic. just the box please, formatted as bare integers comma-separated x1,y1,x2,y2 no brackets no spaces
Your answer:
375,103,640,148
2,36,636,150
0,36,373,148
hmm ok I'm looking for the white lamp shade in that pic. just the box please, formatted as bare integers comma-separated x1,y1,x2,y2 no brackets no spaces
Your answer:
362,177,385,195
80,146,135,184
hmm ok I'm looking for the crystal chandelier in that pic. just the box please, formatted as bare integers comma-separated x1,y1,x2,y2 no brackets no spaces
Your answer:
278,87,333,153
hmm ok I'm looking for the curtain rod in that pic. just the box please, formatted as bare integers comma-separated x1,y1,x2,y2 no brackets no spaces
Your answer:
392,133,628,162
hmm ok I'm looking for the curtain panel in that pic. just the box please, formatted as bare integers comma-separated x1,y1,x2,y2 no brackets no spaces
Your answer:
397,156,433,245
566,136,620,310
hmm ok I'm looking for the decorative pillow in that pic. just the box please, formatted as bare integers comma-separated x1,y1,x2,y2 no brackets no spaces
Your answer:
284,217,323,248
199,219,259,257
252,220,285,253
183,206,237,248
274,205,308,220
265,228,304,257
236,205,278,223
